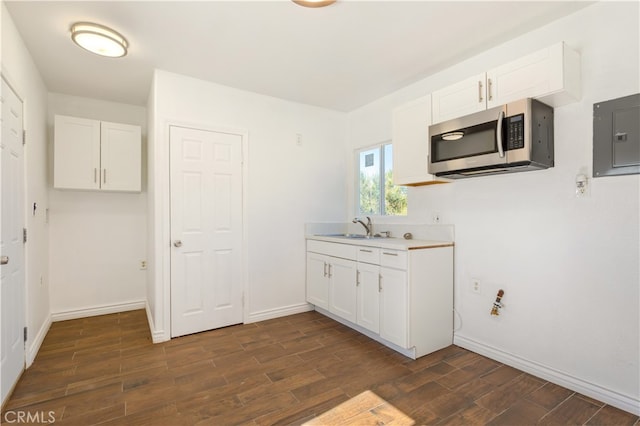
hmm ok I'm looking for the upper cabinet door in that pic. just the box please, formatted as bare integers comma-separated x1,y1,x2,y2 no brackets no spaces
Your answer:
431,73,487,124
392,94,449,186
100,121,141,192
486,42,581,109
54,115,101,190
393,95,430,185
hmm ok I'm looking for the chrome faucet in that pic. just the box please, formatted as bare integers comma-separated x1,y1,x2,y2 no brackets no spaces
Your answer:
353,216,373,237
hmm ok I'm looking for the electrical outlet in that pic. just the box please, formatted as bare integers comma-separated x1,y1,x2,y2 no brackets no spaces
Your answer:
140,260,147,270
471,278,481,294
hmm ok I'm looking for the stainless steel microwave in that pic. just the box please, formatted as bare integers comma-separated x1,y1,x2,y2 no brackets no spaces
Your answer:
428,98,554,179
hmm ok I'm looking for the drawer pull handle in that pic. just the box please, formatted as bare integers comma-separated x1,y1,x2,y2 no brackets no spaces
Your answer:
382,252,398,257
359,249,373,253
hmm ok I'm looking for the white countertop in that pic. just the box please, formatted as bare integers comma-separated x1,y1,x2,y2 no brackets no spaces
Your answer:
306,234,454,251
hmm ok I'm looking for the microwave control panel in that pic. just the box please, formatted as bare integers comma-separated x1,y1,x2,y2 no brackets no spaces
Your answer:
507,114,525,150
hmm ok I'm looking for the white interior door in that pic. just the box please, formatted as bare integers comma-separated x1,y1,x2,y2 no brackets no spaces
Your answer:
1,77,25,404
170,125,244,338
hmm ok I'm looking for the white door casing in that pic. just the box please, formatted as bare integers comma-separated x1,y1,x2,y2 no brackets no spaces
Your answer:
169,125,244,338
1,76,25,404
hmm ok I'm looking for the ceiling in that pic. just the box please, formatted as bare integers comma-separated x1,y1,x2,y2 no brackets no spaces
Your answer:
4,1,593,111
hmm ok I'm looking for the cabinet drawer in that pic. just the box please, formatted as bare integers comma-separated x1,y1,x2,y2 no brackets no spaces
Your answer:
307,240,357,260
356,247,380,264
380,249,407,269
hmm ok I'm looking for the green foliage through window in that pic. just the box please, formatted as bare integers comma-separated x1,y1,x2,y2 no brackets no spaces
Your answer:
357,143,407,216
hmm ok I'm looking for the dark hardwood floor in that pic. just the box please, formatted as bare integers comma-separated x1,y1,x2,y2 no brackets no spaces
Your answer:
2,310,638,425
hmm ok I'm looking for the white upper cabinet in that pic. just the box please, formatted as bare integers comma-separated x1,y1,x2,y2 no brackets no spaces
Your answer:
53,115,101,190
54,115,141,192
486,42,581,109
100,121,142,192
431,73,488,125
432,42,581,124
392,94,449,186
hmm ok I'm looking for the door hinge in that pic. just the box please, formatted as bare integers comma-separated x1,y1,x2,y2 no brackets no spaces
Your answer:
23,326,28,342
23,228,27,243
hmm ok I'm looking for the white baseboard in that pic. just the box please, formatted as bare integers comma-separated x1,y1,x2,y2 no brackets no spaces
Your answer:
454,334,640,416
51,300,146,322
315,306,417,359
26,314,52,368
145,300,168,344
245,303,314,324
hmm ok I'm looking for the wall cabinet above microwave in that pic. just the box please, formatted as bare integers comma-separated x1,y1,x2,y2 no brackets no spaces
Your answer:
54,115,141,192
432,42,581,124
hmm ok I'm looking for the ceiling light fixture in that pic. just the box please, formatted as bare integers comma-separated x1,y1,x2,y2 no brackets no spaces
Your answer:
292,0,337,8
70,22,128,58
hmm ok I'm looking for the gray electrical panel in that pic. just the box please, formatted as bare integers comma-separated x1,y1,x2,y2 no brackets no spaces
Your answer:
593,93,639,178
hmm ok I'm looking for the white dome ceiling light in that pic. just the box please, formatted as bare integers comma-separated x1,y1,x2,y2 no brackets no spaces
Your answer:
292,0,337,8
70,22,128,58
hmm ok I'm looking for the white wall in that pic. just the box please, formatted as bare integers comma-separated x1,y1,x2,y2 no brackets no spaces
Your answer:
1,3,50,365
146,74,158,334
148,70,348,340
347,1,639,414
47,94,147,318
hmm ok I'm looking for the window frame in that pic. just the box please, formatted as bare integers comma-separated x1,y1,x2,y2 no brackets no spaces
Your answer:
355,141,406,217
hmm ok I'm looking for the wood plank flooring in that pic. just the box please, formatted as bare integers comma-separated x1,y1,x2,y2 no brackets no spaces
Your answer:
2,310,638,425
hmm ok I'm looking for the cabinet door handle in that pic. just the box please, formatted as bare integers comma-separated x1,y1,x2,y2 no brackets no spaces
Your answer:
488,78,493,101
382,252,398,257
478,80,483,103
356,270,360,286
328,264,332,278
378,274,382,292
323,262,327,277
94,168,97,183
103,169,107,184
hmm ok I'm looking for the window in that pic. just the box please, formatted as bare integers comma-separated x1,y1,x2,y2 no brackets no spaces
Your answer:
357,142,407,216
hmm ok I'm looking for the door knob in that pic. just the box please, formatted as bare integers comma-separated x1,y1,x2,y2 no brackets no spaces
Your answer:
173,240,183,248
0,256,9,265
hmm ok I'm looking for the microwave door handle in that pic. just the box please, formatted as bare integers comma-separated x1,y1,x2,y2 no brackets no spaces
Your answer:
496,110,505,158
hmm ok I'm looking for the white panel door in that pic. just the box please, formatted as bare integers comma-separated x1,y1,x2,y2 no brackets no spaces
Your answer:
1,77,25,404
170,126,244,338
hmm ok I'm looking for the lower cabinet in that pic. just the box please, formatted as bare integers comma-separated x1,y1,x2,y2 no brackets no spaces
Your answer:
306,238,454,359
379,266,408,348
356,262,380,334
306,251,330,310
327,257,357,323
